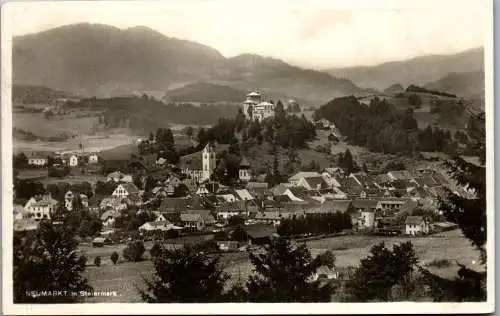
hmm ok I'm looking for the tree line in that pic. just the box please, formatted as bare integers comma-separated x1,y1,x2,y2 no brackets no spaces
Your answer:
277,212,353,237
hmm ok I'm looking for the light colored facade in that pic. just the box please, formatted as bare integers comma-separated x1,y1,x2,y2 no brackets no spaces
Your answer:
88,153,99,164
69,154,79,167
357,210,375,230
405,216,430,235
24,195,58,220
28,157,48,167
64,190,74,210
112,183,140,198
202,143,216,181
242,92,275,122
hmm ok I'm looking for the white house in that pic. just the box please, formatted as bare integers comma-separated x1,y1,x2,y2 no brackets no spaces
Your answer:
88,153,99,164
242,92,275,122
24,195,58,220
238,157,252,182
28,156,48,167
69,154,79,167
112,183,140,198
64,190,74,210
179,143,216,183
405,216,430,236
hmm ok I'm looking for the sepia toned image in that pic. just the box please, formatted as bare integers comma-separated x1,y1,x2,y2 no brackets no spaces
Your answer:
1,0,494,314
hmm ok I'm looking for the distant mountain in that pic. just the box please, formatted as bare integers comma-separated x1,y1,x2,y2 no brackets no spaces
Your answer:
13,23,225,97
326,47,484,90
12,84,77,104
423,71,485,99
165,81,308,104
13,23,365,103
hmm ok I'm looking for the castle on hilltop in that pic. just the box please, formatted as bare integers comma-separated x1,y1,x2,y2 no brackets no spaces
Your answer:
243,92,275,122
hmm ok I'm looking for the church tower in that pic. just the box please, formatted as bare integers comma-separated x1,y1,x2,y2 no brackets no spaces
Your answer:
202,143,216,181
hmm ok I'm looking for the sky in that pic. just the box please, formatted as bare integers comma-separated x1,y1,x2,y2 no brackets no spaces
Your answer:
2,0,490,69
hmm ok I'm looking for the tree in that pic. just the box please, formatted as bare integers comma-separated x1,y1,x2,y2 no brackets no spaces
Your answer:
244,237,337,302
111,252,119,265
140,244,230,302
13,221,92,303
345,242,418,302
13,152,28,169
185,126,194,139
123,240,145,262
94,256,101,267
420,112,486,302
149,243,162,259
408,93,422,108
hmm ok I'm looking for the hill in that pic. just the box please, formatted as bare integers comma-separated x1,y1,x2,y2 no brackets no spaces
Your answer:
13,23,225,97
326,47,484,90
12,84,77,105
383,84,404,95
165,82,247,103
211,54,365,103
13,23,365,103
423,71,485,99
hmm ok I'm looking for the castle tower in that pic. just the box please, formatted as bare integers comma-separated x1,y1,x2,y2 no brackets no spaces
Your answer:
202,143,216,181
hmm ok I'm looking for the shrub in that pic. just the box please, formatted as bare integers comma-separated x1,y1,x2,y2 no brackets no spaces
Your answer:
94,256,101,267
111,251,119,265
426,259,451,268
149,243,162,259
123,240,145,262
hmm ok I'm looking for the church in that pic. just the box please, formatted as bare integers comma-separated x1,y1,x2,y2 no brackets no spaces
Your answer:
179,143,217,183
243,91,275,122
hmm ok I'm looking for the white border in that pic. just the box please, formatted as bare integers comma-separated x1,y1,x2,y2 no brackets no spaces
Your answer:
1,0,495,314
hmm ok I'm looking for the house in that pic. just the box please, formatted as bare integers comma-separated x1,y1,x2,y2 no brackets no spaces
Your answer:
100,209,122,228
254,211,291,226
88,153,99,164
27,156,48,167
68,154,79,167
351,199,379,230
107,171,133,183
112,183,140,198
246,182,269,197
314,118,332,130
180,210,216,231
92,237,111,247
64,190,74,210
215,201,247,221
159,198,188,214
234,189,254,201
238,157,252,182
387,170,414,182
282,187,317,202
405,216,430,236
304,200,352,215
99,197,128,211
14,204,29,220
14,218,39,232
239,223,277,245
139,220,175,232
242,92,275,122
24,195,58,220
288,172,322,186
321,172,342,188
217,241,239,252
178,143,216,183
156,157,167,167
296,176,330,191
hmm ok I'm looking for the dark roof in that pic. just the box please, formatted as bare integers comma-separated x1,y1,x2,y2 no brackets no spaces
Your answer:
414,176,440,187
246,182,268,189
179,151,203,170
182,210,216,224
303,176,329,190
239,157,251,168
243,224,277,239
287,187,311,200
159,198,188,213
351,199,379,210
388,170,413,181
120,183,140,194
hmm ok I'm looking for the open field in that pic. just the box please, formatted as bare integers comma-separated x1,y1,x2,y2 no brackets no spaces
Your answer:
14,134,138,155
14,112,99,137
83,229,478,302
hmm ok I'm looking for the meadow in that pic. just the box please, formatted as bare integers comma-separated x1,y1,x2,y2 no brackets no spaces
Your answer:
82,229,478,302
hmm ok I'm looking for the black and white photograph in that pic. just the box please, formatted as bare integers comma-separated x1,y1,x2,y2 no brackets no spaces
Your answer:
1,0,494,314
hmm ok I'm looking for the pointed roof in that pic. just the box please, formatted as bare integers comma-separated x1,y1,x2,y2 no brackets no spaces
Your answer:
247,91,261,97
239,156,251,168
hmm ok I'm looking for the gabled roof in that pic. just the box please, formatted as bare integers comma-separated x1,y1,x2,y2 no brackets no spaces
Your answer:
159,198,188,213
234,189,254,201
405,216,425,225
100,209,121,221
289,172,321,181
287,187,311,200
351,199,379,210
243,223,277,239
302,176,329,190
239,157,251,168
387,170,414,181
246,182,268,189
118,183,140,194
181,210,216,224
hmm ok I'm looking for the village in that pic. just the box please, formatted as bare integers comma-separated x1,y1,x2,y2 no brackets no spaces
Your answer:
13,91,461,254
